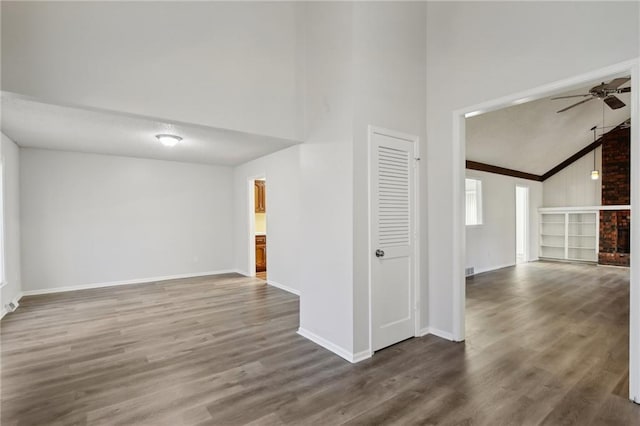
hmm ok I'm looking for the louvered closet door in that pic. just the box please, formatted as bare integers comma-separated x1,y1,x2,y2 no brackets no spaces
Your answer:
371,129,416,352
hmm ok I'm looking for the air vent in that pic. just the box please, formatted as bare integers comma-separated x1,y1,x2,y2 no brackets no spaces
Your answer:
465,267,475,277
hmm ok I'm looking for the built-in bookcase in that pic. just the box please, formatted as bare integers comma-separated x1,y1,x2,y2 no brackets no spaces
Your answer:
539,209,598,263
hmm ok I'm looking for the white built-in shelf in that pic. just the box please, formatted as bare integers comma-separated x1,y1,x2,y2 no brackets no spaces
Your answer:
539,209,599,264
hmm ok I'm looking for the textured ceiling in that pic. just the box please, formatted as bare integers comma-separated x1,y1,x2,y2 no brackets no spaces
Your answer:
466,78,631,175
0,93,300,166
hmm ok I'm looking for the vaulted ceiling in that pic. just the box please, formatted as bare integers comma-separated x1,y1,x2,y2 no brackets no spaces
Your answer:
466,78,631,176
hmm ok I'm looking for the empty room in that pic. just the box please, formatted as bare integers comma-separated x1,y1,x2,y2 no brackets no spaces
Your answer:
1,1,640,425
464,76,633,422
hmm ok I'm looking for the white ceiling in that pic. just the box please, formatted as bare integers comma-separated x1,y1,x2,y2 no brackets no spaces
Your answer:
0,93,300,166
466,78,631,176
1,1,301,141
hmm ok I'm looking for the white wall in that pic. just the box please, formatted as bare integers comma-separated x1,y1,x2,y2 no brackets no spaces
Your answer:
233,145,301,294
1,2,302,140
465,171,543,275
426,1,639,335
1,133,22,312
233,2,429,359
543,149,602,207
20,149,234,292
351,1,427,354
297,2,356,355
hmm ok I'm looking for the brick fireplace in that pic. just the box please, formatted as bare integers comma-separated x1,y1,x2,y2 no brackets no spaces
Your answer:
598,126,630,267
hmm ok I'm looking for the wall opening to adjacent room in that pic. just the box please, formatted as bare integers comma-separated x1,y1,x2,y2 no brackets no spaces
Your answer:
249,176,267,280
515,185,529,264
453,59,639,402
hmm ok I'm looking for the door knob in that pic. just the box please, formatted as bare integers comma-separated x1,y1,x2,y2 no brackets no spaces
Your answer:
375,249,385,258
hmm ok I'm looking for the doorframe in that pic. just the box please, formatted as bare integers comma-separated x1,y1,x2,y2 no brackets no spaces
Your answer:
367,125,421,354
515,184,530,264
247,174,266,278
451,58,640,402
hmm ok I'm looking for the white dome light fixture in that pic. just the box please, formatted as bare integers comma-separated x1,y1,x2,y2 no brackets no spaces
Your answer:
155,134,182,147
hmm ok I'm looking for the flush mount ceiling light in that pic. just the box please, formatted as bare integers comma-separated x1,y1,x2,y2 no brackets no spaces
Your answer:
155,134,182,147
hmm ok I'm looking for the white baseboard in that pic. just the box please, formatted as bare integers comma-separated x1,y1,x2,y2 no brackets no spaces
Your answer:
417,326,455,341
267,280,300,296
352,349,373,363
471,262,516,276
21,269,240,296
297,327,371,363
1,292,23,319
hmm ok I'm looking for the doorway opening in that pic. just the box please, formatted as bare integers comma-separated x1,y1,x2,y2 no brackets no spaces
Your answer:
515,185,529,264
249,177,267,281
454,59,638,402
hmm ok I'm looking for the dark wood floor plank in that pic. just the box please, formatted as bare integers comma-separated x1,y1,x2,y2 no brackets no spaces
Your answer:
2,263,639,425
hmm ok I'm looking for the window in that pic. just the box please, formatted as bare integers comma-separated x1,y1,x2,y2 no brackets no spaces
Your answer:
465,178,483,226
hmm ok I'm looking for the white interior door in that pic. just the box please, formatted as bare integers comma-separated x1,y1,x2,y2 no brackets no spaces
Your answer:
515,185,529,264
370,128,416,352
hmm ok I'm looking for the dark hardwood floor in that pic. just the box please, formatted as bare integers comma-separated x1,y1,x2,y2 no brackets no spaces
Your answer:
2,262,639,425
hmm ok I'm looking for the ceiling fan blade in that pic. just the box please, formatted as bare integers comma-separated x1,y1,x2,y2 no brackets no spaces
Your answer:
556,97,593,113
604,95,626,110
550,94,591,100
617,87,631,93
603,77,631,90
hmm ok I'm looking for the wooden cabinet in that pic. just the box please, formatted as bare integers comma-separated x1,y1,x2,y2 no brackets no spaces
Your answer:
255,180,266,213
256,235,267,272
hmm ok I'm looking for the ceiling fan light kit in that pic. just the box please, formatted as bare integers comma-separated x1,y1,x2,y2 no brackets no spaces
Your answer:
552,77,631,113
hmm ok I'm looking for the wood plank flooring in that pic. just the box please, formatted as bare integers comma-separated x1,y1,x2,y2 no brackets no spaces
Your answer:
2,262,639,425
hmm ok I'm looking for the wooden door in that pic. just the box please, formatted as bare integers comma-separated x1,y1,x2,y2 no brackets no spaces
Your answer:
256,235,267,272
255,181,266,213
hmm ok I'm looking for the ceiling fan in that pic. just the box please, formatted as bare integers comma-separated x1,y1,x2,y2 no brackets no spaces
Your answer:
551,77,631,113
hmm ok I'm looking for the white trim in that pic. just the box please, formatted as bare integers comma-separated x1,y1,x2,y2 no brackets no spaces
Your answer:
452,57,640,402
1,291,23,319
630,61,640,403
460,60,636,119
352,349,373,363
417,327,455,341
539,205,630,212
367,125,421,355
0,156,6,287
21,269,239,296
470,263,517,276
297,327,371,363
266,280,300,296
452,114,466,342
